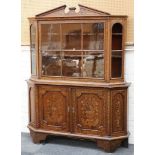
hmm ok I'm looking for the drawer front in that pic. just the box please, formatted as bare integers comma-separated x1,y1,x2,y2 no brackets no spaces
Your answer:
38,85,69,132
73,88,107,136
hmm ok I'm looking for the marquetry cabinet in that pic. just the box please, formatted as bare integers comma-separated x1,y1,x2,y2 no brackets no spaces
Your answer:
27,4,129,152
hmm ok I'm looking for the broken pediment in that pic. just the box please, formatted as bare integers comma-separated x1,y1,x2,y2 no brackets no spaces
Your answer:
36,4,110,18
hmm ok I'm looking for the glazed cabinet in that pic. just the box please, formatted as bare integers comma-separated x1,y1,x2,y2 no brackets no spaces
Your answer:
27,4,129,152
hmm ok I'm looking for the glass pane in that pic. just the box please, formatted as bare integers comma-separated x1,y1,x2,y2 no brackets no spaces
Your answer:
112,35,122,50
31,52,36,74
62,51,82,77
30,24,36,75
41,24,60,51
62,24,81,50
111,51,122,78
42,51,61,76
83,23,104,50
112,23,122,33
83,51,104,78
111,23,123,78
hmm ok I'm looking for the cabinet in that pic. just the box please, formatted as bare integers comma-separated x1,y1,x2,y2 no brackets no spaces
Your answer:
27,4,129,152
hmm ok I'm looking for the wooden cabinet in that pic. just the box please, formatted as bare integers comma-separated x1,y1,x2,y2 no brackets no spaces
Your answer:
27,4,130,152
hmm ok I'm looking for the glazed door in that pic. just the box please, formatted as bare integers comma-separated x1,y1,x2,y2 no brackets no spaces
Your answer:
39,86,69,132
73,88,107,136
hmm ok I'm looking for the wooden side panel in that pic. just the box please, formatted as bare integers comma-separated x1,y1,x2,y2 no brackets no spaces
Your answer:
73,88,107,136
111,89,127,136
29,87,35,123
28,82,38,128
39,85,69,132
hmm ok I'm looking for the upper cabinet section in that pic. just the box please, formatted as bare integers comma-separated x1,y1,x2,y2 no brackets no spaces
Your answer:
29,4,127,82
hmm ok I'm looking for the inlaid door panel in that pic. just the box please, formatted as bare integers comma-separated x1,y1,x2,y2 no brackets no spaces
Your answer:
73,88,107,136
39,85,69,132
111,89,127,136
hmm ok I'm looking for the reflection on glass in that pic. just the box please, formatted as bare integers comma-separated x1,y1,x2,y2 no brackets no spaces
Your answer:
83,51,104,78
42,51,61,76
62,51,82,77
41,24,60,51
83,23,104,50
31,52,36,74
62,24,81,50
30,24,36,75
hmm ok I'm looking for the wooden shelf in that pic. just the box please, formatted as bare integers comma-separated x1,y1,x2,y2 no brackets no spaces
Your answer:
112,33,122,35
41,49,104,52
112,50,122,52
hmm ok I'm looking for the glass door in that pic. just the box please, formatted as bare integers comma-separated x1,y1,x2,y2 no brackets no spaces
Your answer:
40,22,105,79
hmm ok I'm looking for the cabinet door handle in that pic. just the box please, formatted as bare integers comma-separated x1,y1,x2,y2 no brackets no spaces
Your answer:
72,107,75,113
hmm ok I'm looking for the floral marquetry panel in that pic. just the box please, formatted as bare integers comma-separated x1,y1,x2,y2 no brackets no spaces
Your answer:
111,89,127,136
73,88,107,136
39,86,69,132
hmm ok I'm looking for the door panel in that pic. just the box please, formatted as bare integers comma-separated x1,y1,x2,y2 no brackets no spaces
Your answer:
73,88,107,136
111,89,127,136
39,86,69,132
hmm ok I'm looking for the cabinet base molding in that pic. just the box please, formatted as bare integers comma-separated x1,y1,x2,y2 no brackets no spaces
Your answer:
28,125,128,152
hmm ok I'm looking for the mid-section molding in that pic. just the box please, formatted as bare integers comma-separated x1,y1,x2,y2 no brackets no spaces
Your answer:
27,79,130,88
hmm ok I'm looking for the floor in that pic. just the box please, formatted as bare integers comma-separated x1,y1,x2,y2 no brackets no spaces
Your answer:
21,133,134,155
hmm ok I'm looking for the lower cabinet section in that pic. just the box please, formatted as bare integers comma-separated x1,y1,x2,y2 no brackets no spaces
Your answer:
28,81,128,152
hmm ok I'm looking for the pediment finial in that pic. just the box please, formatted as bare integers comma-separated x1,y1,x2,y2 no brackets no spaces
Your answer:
65,5,80,14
